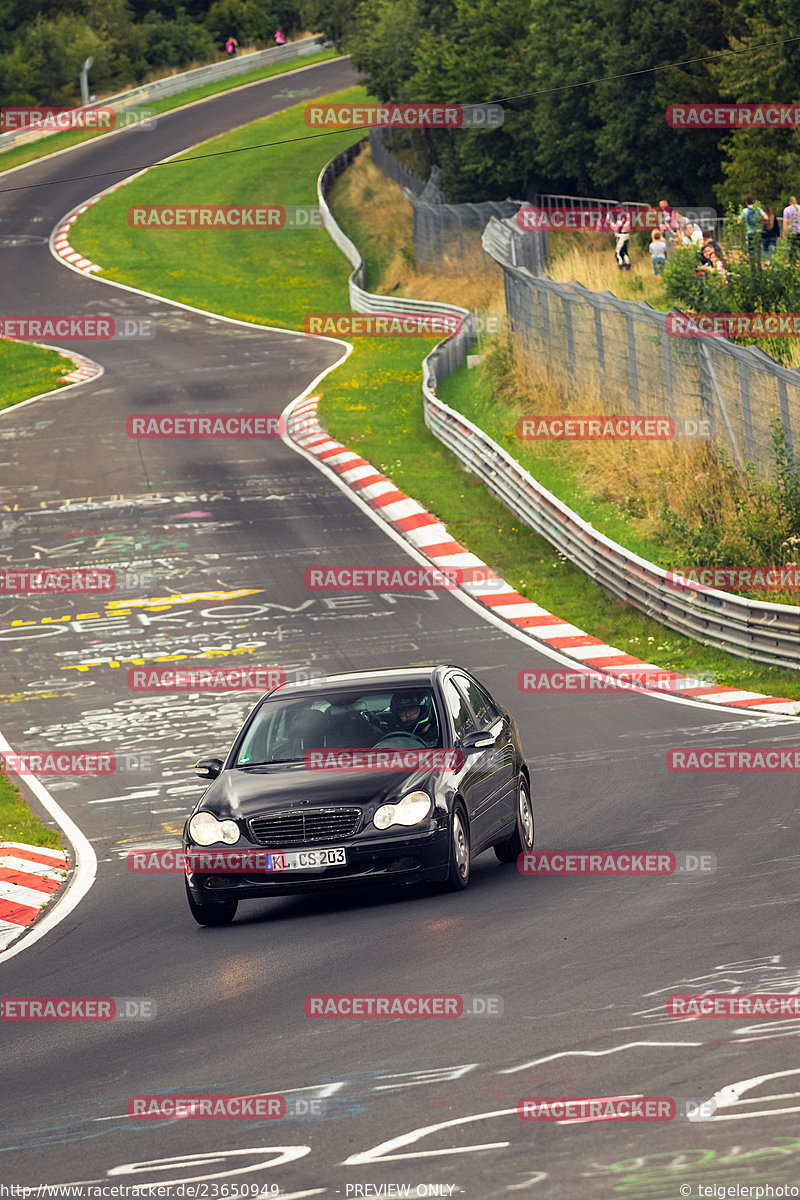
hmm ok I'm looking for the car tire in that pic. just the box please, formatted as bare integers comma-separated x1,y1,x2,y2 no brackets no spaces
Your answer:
185,880,238,926
494,776,534,863
437,801,470,891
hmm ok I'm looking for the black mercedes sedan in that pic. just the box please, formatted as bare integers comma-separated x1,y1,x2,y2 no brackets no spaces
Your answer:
183,665,533,925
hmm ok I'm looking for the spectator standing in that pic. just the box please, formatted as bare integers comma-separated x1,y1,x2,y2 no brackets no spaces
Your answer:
609,206,631,270
657,199,679,255
650,229,667,278
761,204,780,260
225,35,238,57
274,28,286,44
783,195,800,261
738,194,764,261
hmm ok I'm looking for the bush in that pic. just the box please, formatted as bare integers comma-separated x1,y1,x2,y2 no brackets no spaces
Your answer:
659,422,800,573
662,208,800,364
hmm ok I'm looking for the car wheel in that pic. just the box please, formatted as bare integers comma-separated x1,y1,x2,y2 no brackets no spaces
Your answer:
494,776,534,863
185,880,238,926
438,801,470,891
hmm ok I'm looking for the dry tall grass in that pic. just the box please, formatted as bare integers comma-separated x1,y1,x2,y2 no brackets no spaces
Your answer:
332,150,506,314
546,232,666,305
497,345,742,538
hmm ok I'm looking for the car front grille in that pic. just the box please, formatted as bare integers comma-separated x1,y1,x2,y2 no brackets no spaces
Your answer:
248,807,362,846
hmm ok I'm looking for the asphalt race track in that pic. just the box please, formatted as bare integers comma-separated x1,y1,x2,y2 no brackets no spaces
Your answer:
2,56,800,1200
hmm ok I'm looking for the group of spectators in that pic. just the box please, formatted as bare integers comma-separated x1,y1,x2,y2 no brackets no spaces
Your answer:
606,195,800,282
607,200,725,281
737,195,800,262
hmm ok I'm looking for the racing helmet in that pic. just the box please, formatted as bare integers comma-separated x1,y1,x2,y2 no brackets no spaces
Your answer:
390,690,434,735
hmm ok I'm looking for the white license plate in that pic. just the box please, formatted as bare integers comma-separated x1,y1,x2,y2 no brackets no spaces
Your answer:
265,847,347,872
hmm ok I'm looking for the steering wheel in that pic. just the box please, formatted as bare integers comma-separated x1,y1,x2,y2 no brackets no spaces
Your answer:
373,733,427,748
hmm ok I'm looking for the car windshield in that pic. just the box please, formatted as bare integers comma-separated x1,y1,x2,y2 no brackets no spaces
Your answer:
234,687,443,765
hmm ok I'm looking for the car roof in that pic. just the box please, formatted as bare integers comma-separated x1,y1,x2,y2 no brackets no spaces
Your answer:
269,664,463,695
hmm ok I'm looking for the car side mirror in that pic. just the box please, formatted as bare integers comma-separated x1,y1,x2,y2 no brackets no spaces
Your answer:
461,730,494,752
195,757,223,780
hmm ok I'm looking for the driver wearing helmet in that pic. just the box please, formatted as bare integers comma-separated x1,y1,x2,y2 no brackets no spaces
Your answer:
385,691,439,746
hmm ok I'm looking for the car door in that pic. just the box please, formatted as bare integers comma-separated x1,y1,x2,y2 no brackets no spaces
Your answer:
453,673,517,843
443,673,503,852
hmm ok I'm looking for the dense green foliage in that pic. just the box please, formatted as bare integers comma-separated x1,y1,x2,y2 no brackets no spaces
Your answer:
0,0,302,103
299,0,797,205
662,213,800,358
660,423,800,569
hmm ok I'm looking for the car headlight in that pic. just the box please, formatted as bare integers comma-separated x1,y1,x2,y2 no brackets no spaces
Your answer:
373,790,432,830
189,811,240,845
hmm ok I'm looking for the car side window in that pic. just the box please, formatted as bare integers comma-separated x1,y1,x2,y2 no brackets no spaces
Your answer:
455,676,501,729
443,679,475,739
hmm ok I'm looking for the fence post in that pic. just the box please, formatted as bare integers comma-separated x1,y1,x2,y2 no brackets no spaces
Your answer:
626,314,640,413
778,377,795,464
540,289,551,362
702,344,744,468
737,361,755,462
562,296,576,381
660,321,674,420
594,303,605,373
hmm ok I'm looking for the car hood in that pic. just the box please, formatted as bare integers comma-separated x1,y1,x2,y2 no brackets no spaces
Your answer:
198,761,436,819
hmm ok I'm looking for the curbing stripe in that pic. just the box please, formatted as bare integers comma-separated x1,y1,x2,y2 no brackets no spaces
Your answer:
284,396,797,716
0,838,73,952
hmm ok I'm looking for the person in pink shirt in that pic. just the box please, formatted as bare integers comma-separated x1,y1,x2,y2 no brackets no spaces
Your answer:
783,195,800,261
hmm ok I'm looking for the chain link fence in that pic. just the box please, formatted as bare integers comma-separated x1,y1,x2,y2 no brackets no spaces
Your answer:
368,132,799,477
483,215,800,476
369,129,549,273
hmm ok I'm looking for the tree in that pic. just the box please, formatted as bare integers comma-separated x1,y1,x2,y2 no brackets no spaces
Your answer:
298,0,360,48
2,14,102,105
710,5,800,208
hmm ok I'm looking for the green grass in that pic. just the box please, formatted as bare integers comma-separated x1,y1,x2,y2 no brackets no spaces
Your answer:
66,88,800,706
0,339,74,412
438,357,668,561
0,47,340,415
0,771,62,849
0,46,338,178
70,88,372,322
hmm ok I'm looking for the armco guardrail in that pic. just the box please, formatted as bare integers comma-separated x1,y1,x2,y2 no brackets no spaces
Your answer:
319,145,800,670
0,36,328,153
420,388,800,669
318,143,475,381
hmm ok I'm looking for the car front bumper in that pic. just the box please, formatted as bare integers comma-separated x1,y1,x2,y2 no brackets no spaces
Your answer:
183,821,450,900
